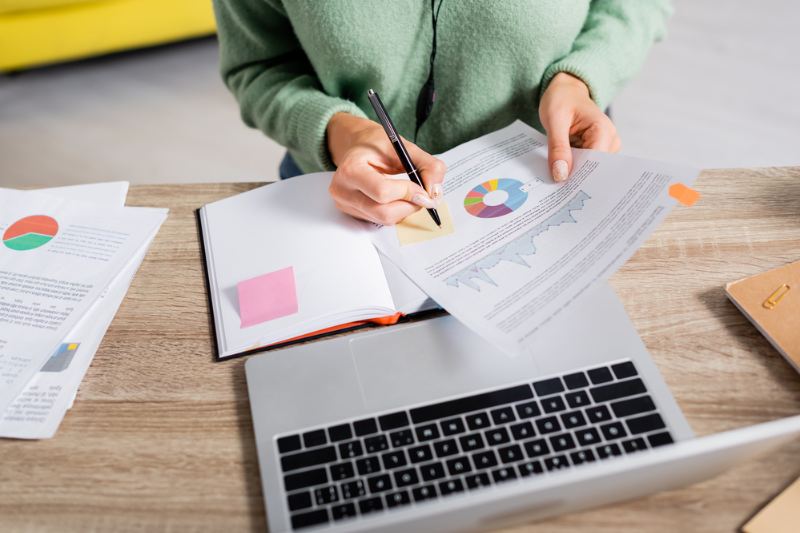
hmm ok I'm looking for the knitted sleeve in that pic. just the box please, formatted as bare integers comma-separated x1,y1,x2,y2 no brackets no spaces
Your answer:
212,0,367,172
539,0,672,111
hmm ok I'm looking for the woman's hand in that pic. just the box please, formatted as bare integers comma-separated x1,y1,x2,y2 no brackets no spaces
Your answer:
326,113,446,225
539,72,622,182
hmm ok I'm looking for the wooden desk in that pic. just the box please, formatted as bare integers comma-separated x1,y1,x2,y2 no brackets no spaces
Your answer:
2,167,800,533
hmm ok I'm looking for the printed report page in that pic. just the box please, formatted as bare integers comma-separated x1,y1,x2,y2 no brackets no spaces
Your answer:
0,188,167,413
362,121,700,356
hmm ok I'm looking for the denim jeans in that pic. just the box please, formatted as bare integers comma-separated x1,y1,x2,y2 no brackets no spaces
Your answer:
279,152,304,180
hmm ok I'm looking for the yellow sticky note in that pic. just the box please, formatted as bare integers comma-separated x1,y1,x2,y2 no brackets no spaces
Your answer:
67,344,77,350
743,476,800,533
396,201,455,246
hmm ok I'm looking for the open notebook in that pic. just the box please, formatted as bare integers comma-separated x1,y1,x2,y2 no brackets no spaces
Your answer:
198,173,437,361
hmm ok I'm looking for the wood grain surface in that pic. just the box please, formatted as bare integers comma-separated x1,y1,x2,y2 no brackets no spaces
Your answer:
2,168,799,533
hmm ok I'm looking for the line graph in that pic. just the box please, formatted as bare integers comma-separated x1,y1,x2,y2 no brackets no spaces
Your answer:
444,191,591,290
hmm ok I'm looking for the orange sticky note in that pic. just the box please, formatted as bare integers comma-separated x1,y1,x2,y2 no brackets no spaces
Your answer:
238,266,298,328
668,183,701,206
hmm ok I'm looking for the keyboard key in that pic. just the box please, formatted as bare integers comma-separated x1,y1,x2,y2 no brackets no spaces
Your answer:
515,401,541,419
492,466,518,483
339,440,363,459
439,479,465,496
590,378,647,403
314,485,339,505
518,460,544,477
536,416,561,434
542,396,567,413
611,361,638,379
367,473,392,494
465,473,491,490
498,444,524,463
533,377,565,396
340,480,366,499
291,509,329,530
441,418,466,436
385,490,411,508
625,413,666,435
330,462,355,481
510,421,535,440
287,491,312,511
549,433,576,452
353,418,378,436
356,457,381,476
600,422,627,441
622,437,647,454
575,428,601,447
364,435,389,454
379,411,410,431
328,424,352,442
281,447,337,473
648,432,674,448
420,462,446,481
485,427,511,446
358,497,383,515
596,443,622,459
412,484,438,502
303,429,327,448
544,455,570,471
560,410,587,429
490,407,516,425
459,433,485,452
410,385,533,424
331,502,357,520
563,372,590,390
570,449,596,465
284,467,328,491
393,468,419,488
465,412,491,431
472,450,499,470
524,439,550,458
433,439,459,458
381,451,407,470
415,424,440,442
389,429,415,448
565,390,591,409
446,456,472,476
586,405,612,423
277,435,301,454
588,367,614,384
611,395,656,418
408,444,434,463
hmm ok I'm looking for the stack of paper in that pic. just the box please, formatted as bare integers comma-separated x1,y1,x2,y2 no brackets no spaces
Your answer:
0,182,168,439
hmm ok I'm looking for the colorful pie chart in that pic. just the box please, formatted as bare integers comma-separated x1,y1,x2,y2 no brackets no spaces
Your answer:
3,215,59,251
464,179,528,218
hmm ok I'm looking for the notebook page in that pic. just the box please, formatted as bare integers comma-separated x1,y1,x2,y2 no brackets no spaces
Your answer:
202,173,396,356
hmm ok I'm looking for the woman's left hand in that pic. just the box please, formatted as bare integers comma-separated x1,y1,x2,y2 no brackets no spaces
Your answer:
539,72,622,182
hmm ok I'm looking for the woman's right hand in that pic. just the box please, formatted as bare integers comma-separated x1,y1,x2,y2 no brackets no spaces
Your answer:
326,113,446,226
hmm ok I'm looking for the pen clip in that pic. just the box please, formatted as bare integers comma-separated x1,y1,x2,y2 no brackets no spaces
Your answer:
367,89,398,142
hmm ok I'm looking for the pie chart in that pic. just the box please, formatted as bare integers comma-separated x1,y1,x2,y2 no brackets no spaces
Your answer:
464,179,528,218
3,215,59,251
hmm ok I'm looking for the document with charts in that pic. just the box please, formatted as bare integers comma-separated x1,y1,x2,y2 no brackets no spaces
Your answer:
361,121,700,356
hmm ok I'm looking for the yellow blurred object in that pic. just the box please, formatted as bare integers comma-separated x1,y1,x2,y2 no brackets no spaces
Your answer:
0,0,217,71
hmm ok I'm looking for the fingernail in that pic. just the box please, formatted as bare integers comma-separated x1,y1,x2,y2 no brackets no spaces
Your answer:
411,193,437,209
431,184,443,206
552,160,569,182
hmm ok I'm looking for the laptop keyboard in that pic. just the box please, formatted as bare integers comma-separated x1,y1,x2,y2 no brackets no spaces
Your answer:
275,360,674,530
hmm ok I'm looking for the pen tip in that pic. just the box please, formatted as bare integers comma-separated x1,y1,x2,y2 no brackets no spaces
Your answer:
438,225,442,229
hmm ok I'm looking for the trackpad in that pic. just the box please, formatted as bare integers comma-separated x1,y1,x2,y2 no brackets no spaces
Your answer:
350,316,540,413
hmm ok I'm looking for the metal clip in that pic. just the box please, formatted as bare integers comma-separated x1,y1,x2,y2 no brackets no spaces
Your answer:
763,284,790,309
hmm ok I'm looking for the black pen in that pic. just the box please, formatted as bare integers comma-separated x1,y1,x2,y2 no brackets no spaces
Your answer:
367,89,442,228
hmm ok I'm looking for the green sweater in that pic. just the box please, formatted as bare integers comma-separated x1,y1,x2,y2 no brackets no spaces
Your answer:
213,0,671,174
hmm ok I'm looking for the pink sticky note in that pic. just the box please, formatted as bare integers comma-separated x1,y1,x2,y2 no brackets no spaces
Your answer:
238,266,299,328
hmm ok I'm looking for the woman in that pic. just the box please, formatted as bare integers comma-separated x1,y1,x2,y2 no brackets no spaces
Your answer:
213,0,671,225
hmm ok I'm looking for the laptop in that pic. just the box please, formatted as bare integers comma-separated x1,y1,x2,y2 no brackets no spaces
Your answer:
245,283,800,532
